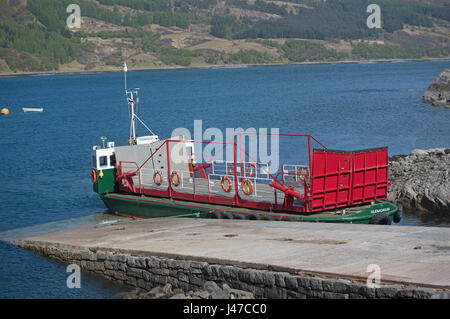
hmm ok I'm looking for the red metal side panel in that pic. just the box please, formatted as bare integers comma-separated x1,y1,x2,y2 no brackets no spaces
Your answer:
310,148,388,212
351,148,389,205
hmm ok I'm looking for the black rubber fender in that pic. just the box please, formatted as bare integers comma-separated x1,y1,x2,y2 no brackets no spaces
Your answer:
221,212,233,219
210,211,221,219
233,214,245,220
248,214,261,220
393,202,403,223
369,212,392,225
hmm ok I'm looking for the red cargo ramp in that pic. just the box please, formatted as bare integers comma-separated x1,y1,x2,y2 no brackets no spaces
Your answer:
310,147,389,212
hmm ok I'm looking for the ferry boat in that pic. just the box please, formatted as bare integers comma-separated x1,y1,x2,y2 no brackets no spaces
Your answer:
91,64,402,225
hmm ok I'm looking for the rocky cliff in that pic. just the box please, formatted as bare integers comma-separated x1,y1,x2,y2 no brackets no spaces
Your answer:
422,69,450,108
388,148,450,213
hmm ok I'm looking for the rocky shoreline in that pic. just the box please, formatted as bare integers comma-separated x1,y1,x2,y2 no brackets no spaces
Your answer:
423,69,450,108
388,148,450,213
122,281,255,299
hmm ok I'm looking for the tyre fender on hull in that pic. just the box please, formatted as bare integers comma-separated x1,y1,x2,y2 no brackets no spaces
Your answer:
210,211,222,219
393,202,403,223
369,212,392,225
248,214,261,220
221,212,234,219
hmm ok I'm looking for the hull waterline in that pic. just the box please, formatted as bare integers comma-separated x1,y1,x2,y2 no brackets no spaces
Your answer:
101,192,399,224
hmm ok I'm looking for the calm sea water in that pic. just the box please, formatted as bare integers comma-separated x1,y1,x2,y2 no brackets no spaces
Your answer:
0,60,449,298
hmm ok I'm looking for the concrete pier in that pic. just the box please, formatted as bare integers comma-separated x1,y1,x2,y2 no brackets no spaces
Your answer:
14,218,450,298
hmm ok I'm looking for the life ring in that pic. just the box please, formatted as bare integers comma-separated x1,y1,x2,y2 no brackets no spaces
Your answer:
91,169,98,183
241,178,254,196
153,171,163,186
221,176,233,193
171,171,181,187
246,163,257,177
228,163,235,175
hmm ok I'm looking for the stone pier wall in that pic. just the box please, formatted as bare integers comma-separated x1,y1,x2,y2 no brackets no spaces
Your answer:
15,240,449,299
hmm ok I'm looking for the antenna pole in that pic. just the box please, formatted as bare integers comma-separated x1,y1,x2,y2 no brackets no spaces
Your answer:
122,63,157,144
123,63,128,92
124,63,136,144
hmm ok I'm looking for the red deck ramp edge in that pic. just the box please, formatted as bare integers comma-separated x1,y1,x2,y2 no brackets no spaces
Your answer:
309,147,389,212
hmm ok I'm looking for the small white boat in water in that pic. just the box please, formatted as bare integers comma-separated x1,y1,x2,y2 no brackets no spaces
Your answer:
22,108,43,113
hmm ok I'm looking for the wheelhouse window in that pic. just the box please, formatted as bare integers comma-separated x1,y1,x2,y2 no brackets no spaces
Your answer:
99,156,108,167
110,155,116,167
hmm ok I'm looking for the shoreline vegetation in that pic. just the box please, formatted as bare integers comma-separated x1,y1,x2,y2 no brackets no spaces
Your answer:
1,57,449,78
1,0,449,77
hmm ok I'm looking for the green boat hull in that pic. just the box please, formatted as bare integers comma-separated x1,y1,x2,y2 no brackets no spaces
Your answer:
101,193,399,224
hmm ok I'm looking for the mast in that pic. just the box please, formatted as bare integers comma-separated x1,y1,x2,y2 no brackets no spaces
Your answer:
124,63,139,145
123,63,158,145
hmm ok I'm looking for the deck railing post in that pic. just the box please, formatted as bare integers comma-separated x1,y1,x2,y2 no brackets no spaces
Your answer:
166,141,173,198
239,134,244,178
308,135,312,174
233,141,240,205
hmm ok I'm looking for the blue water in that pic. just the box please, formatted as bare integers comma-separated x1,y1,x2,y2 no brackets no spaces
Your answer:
0,60,449,298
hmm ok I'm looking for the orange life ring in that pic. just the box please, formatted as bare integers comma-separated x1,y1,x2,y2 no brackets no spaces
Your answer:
221,176,233,193
241,178,254,196
246,163,257,177
91,169,98,183
153,171,163,186
171,171,181,187
228,163,235,175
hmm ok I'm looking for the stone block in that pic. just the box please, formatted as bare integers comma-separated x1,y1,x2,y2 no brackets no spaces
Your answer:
126,276,137,286
274,272,289,288
178,272,189,283
127,267,143,278
375,285,402,298
396,288,415,299
285,276,298,290
412,288,436,299
113,254,127,263
322,291,349,299
142,270,152,282
94,261,105,271
96,251,107,261
348,293,365,299
104,260,114,270
358,285,376,298
190,261,208,269
190,275,205,287
80,251,96,261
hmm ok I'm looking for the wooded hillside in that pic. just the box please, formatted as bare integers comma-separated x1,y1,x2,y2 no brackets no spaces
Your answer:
0,0,449,73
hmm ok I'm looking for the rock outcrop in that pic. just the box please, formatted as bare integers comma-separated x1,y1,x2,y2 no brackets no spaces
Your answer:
388,148,450,213
422,69,450,108
122,281,255,299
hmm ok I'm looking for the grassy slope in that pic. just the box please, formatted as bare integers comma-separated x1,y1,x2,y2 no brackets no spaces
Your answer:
0,0,449,74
